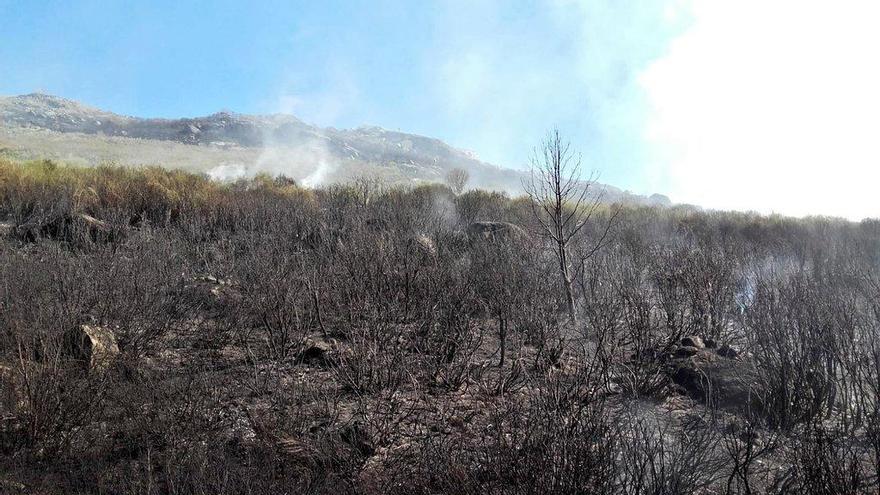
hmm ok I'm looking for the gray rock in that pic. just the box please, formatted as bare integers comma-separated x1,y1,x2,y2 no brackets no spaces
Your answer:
680,336,705,349
297,338,338,367
63,324,119,371
672,350,760,414
717,344,739,359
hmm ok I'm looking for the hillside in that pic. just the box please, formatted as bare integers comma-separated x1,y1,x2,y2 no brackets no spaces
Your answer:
0,93,669,205
1,160,878,493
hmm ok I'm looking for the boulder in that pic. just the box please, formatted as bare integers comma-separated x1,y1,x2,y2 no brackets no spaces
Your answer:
467,221,527,243
63,325,119,371
680,336,705,349
297,337,338,368
671,350,760,414
716,344,739,359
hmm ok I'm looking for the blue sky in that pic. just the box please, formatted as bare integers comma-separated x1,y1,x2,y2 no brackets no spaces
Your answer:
2,1,879,219
0,1,686,193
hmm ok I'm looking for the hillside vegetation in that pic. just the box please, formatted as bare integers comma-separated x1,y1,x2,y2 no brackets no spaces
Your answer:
1,158,879,494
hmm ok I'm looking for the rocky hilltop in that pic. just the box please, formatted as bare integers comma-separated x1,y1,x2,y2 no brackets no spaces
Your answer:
0,93,670,204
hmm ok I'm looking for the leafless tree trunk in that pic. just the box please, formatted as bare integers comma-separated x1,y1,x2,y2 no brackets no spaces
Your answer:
525,128,616,323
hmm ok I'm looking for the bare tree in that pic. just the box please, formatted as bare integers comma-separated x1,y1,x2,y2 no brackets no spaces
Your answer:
525,128,616,323
351,175,386,208
445,167,469,195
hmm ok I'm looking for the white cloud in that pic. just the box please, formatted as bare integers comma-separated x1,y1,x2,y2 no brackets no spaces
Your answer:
641,0,880,220
426,0,681,184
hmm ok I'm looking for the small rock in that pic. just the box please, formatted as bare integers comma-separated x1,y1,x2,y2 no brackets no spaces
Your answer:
704,338,718,349
195,274,221,284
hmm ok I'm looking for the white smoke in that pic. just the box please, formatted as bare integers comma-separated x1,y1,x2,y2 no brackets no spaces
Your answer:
432,192,459,228
253,139,337,186
206,163,247,182
301,159,335,188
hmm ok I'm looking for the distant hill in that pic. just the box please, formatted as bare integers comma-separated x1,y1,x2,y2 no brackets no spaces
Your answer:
0,93,670,205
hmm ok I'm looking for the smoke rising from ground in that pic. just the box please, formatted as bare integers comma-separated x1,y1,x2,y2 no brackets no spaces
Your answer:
206,163,246,182
253,139,336,188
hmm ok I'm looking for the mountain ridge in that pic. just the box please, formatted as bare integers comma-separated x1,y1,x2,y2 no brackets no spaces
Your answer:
0,93,670,205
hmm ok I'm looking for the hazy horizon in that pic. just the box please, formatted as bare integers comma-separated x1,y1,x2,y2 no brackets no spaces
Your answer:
1,0,878,220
